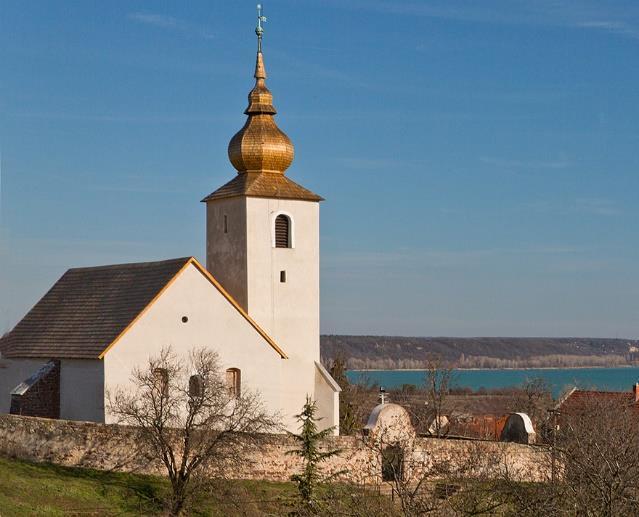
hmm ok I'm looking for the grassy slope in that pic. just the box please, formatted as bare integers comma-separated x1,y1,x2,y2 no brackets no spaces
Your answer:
0,455,525,516
0,455,296,516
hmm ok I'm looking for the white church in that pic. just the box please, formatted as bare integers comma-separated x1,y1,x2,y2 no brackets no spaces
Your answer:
0,22,341,434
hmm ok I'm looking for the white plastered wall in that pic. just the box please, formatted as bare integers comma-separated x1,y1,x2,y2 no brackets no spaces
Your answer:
314,362,341,435
60,359,104,422
206,197,248,309
103,263,284,426
0,358,47,414
244,198,320,360
206,195,338,432
0,357,104,421
244,198,327,431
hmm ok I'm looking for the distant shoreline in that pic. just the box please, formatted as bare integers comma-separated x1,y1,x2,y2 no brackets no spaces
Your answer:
349,365,637,372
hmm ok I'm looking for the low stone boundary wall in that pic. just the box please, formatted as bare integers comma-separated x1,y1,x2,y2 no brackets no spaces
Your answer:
0,414,549,483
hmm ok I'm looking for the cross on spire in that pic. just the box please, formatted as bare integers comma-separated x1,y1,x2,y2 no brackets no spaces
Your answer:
255,4,267,52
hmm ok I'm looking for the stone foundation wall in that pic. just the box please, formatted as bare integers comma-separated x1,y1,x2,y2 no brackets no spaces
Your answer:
0,414,549,483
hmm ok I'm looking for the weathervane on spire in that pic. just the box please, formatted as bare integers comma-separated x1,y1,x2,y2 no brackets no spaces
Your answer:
256,4,267,52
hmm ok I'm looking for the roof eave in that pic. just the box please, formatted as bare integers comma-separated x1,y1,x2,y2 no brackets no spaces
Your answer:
201,192,324,203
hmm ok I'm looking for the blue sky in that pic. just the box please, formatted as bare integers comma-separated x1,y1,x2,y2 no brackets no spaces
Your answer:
1,1,638,338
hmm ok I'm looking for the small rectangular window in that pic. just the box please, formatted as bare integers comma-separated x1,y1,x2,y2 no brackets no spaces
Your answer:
223,215,228,234
280,271,286,283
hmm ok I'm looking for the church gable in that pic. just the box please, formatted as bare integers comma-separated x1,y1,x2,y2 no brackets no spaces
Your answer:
187,259,287,358
0,257,285,361
101,259,287,361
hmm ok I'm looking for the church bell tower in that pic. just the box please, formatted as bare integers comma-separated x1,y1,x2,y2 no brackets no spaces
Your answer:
202,8,323,379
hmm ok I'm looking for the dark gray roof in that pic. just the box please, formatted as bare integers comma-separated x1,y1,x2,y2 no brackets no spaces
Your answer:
0,257,191,359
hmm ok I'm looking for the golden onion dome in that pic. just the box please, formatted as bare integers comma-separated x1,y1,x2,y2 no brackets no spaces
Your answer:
228,51,294,175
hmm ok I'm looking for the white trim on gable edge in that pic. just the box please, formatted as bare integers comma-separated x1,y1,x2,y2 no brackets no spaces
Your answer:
315,361,342,392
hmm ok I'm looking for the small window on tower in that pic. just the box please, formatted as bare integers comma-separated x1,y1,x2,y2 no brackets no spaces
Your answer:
224,215,228,234
274,214,291,248
280,271,286,283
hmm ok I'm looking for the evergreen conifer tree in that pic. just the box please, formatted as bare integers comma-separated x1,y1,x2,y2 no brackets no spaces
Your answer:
287,397,341,512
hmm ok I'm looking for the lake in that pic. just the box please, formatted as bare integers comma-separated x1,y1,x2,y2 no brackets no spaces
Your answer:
346,367,639,398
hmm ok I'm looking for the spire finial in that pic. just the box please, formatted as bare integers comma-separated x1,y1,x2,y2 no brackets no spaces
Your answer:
255,4,267,53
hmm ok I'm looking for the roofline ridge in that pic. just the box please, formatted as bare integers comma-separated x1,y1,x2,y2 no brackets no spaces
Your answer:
573,389,633,395
67,256,192,273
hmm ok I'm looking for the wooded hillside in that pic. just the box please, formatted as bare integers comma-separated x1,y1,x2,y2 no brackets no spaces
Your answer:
320,335,639,369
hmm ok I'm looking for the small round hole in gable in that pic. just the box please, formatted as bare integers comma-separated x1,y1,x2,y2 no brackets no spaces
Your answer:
181,316,189,323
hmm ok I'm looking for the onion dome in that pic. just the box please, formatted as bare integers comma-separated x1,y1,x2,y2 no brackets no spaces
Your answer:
203,7,322,203
228,51,294,174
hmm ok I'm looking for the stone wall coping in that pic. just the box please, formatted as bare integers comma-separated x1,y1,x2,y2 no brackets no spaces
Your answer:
0,413,542,451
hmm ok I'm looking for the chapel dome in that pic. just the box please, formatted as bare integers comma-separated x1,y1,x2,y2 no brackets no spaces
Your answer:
228,52,294,174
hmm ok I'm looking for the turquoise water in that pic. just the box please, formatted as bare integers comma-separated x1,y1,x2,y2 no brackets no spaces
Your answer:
346,367,639,398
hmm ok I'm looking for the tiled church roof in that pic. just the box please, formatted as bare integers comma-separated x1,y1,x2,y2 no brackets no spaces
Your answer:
0,257,287,360
0,258,191,359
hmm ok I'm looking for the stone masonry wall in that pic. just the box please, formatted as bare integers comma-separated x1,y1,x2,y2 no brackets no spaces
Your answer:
0,414,549,483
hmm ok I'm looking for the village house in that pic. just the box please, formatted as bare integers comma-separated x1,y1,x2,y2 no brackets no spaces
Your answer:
555,383,639,413
0,29,341,434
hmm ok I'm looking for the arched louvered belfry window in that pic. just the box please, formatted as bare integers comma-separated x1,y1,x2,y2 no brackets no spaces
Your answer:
274,214,291,248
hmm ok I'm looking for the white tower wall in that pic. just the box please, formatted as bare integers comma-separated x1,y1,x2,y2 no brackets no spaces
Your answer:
206,197,319,360
245,198,319,360
206,196,323,431
206,197,248,309
246,198,320,430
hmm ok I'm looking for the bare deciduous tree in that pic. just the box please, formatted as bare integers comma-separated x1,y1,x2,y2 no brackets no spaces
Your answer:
327,354,361,435
557,396,639,515
495,394,639,516
423,356,456,437
108,347,278,516
361,418,505,516
508,377,553,435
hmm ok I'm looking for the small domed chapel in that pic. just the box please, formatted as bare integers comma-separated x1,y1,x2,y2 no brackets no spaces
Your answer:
0,20,341,434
